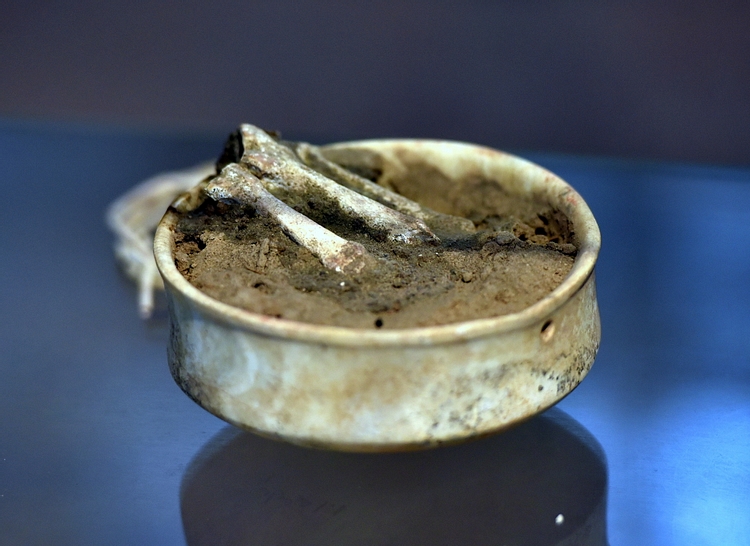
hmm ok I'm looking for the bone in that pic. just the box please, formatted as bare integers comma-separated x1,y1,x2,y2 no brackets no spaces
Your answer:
295,142,477,235
236,124,439,245
206,164,373,274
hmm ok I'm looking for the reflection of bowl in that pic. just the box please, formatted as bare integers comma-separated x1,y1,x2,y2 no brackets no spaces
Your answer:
180,409,608,545
155,140,601,451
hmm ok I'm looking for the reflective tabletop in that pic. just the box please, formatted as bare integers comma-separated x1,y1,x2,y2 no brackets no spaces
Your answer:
1,121,748,545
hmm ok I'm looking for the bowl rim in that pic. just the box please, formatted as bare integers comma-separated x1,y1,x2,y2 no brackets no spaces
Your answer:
154,139,600,347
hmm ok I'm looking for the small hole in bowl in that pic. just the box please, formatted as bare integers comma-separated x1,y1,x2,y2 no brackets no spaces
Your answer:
374,318,384,328
540,320,555,342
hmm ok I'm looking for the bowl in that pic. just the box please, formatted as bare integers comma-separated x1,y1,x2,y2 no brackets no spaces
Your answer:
154,139,601,452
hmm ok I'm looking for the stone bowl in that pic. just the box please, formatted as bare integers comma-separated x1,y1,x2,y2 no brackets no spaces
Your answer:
154,139,601,452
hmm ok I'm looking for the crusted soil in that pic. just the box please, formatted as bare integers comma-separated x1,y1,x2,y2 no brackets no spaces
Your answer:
173,162,576,329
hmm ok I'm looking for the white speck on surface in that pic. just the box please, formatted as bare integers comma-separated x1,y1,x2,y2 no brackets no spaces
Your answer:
339,281,345,287
555,514,564,525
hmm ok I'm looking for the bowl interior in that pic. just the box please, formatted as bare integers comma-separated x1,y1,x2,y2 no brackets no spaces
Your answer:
154,139,600,346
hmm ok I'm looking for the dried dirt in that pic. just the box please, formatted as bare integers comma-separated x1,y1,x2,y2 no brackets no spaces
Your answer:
173,169,576,329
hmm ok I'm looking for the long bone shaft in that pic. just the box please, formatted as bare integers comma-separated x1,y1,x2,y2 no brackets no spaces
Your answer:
235,124,439,245
206,164,373,274
295,142,477,235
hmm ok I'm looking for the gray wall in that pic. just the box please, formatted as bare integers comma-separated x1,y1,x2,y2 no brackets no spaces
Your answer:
2,1,748,164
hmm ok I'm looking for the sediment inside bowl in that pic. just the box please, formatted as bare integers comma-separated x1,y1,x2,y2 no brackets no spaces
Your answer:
172,192,576,330
167,136,588,328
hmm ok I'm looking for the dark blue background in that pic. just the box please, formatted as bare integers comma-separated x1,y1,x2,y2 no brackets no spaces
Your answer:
2,1,749,165
1,121,748,544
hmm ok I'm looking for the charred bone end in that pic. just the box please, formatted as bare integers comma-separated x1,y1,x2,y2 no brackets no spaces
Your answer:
216,129,244,172
217,125,287,172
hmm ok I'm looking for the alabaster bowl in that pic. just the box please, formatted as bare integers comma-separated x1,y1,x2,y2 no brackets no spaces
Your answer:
154,139,601,452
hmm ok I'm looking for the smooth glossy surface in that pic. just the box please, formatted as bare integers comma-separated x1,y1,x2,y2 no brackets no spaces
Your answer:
1,120,749,545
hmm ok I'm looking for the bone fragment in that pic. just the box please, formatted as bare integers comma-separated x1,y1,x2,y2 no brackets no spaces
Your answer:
206,164,373,274
295,142,476,235
236,124,439,245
